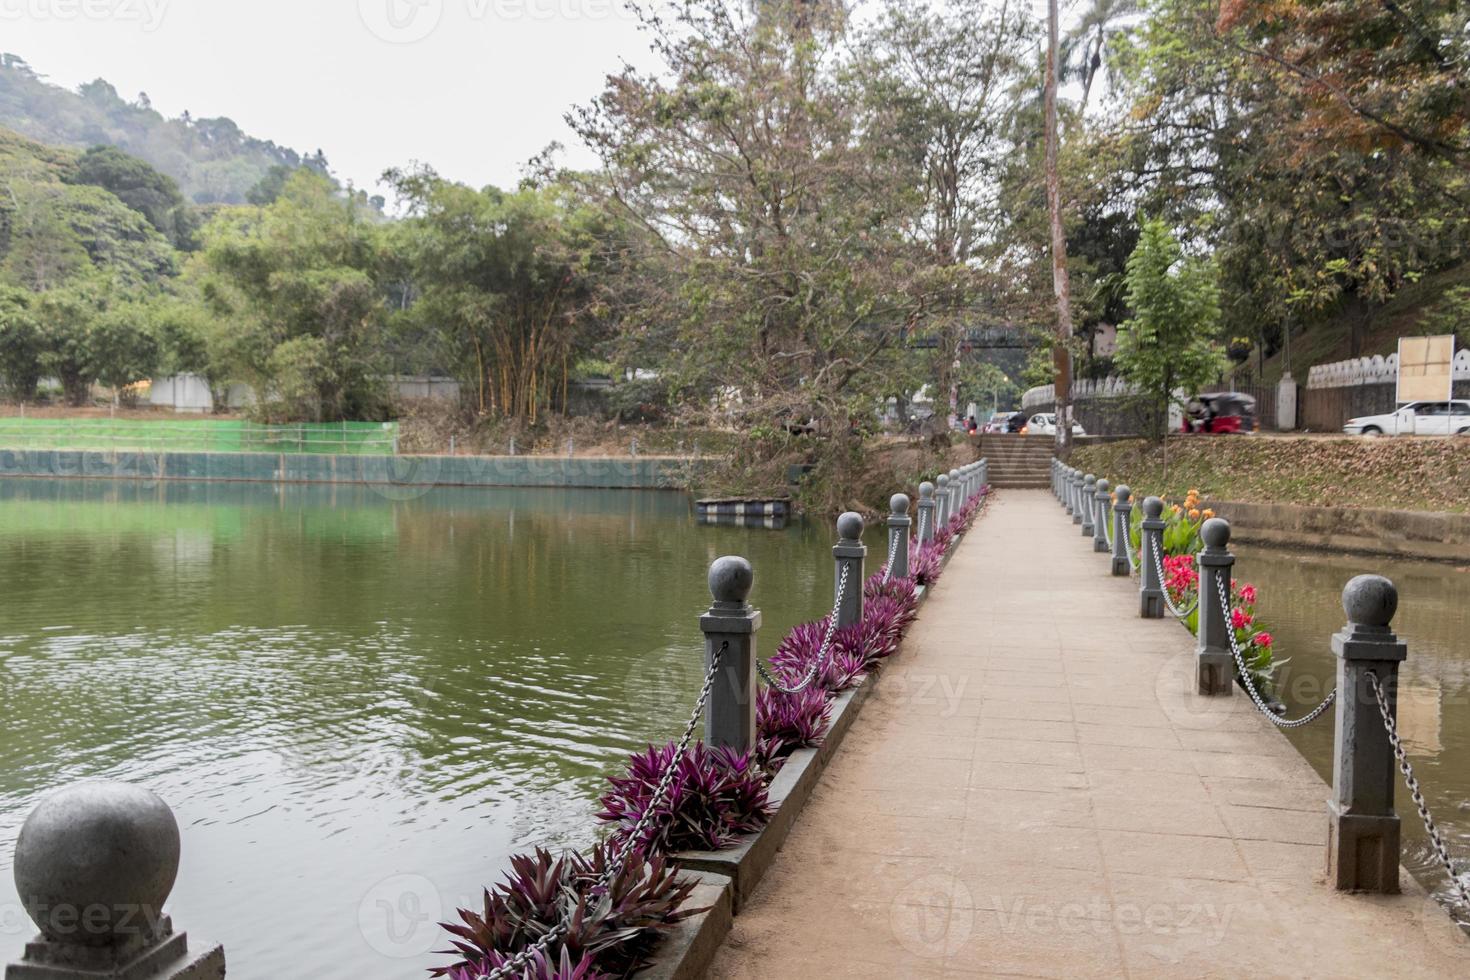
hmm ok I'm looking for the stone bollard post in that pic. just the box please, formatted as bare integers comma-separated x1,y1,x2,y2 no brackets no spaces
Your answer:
1051,459,1059,499
1071,468,1084,521
935,473,951,528
1327,574,1408,894
1138,496,1167,618
1194,518,1235,695
1110,484,1133,577
834,513,867,630
1064,468,1077,516
1080,474,1097,536
887,494,912,580
917,481,936,544
979,457,988,489
951,469,963,513
7,781,225,980
1092,479,1111,553
700,556,760,752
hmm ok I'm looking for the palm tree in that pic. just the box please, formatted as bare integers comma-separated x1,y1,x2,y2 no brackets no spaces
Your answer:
1060,0,1138,113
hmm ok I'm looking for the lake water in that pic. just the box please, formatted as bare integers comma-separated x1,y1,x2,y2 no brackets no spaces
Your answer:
1234,542,1470,927
0,479,843,978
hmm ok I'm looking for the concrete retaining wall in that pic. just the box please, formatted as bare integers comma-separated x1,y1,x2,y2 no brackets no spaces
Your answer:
0,448,696,490
1210,498,1470,563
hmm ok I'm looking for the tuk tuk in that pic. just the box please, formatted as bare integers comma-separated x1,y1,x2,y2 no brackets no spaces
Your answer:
1183,392,1257,434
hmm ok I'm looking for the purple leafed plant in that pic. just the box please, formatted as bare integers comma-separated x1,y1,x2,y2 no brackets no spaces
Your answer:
597,742,770,856
911,541,943,585
434,845,698,980
860,595,910,661
865,571,917,606
768,619,867,693
755,684,831,769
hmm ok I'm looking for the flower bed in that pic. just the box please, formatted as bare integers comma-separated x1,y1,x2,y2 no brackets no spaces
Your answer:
1136,487,1280,694
434,483,990,979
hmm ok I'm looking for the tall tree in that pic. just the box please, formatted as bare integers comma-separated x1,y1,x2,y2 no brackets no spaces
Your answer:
571,0,934,487
1044,0,1075,455
388,168,611,423
1113,219,1225,439
200,170,390,421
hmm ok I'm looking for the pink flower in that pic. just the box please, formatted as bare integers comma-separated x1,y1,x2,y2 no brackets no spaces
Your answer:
1240,584,1257,605
1231,609,1253,630
1254,632,1273,647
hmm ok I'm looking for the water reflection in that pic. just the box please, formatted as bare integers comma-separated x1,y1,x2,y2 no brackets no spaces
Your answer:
1235,543,1470,923
0,479,846,977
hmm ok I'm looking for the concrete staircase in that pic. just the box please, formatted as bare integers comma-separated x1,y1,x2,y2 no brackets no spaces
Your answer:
974,435,1054,488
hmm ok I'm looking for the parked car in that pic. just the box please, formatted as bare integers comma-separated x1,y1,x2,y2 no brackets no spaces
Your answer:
1343,400,1470,436
1025,413,1086,436
984,412,1011,433
1182,392,1257,434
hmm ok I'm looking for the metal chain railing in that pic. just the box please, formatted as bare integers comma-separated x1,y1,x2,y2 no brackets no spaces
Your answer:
754,562,850,695
1151,534,1199,620
1214,575,1336,729
880,526,900,584
917,508,930,545
1365,671,1470,913
474,639,729,980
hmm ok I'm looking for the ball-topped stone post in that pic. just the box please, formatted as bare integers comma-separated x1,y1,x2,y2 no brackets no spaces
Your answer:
1328,574,1409,894
1109,484,1134,577
1092,479,1111,553
935,473,951,528
7,781,225,979
949,468,962,509
916,482,936,545
1194,517,1235,695
1065,468,1078,518
887,494,912,580
700,556,761,753
1080,474,1097,537
1137,496,1167,617
834,512,867,631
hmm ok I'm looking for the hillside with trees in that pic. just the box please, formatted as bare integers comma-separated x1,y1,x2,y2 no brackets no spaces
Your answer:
0,53,333,206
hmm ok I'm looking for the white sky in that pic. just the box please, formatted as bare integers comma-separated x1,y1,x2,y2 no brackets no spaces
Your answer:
2,0,658,196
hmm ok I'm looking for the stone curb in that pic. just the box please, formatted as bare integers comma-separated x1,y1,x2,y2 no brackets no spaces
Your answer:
637,870,735,980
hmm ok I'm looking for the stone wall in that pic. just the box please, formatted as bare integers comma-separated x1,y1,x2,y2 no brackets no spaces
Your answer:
0,449,695,490
1209,498,1470,563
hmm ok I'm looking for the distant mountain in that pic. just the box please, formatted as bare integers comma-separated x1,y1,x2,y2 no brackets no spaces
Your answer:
0,53,331,205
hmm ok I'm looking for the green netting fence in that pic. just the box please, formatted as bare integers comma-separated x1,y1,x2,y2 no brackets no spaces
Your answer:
0,418,398,455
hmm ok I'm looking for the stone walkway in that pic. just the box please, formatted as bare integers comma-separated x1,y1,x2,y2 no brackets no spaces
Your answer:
708,490,1470,979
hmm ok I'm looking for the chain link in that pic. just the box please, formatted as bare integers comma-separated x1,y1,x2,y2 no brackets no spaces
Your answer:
474,640,729,980
755,562,850,695
881,526,900,585
1150,534,1199,620
1213,574,1336,729
1365,671,1470,914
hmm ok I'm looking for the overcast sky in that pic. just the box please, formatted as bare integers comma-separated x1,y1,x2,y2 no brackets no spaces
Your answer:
4,0,659,197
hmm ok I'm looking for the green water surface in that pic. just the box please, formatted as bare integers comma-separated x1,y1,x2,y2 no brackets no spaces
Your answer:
0,479,844,977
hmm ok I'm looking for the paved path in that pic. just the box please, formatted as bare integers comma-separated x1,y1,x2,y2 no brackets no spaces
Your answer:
708,490,1469,979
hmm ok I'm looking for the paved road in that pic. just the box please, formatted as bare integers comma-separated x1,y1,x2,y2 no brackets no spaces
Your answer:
708,489,1469,978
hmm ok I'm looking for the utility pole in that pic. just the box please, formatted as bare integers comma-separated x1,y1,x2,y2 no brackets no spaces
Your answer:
1044,0,1074,458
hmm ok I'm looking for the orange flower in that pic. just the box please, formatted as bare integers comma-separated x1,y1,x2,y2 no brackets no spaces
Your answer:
1188,508,1201,520
1202,508,1215,519
1171,504,1182,515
